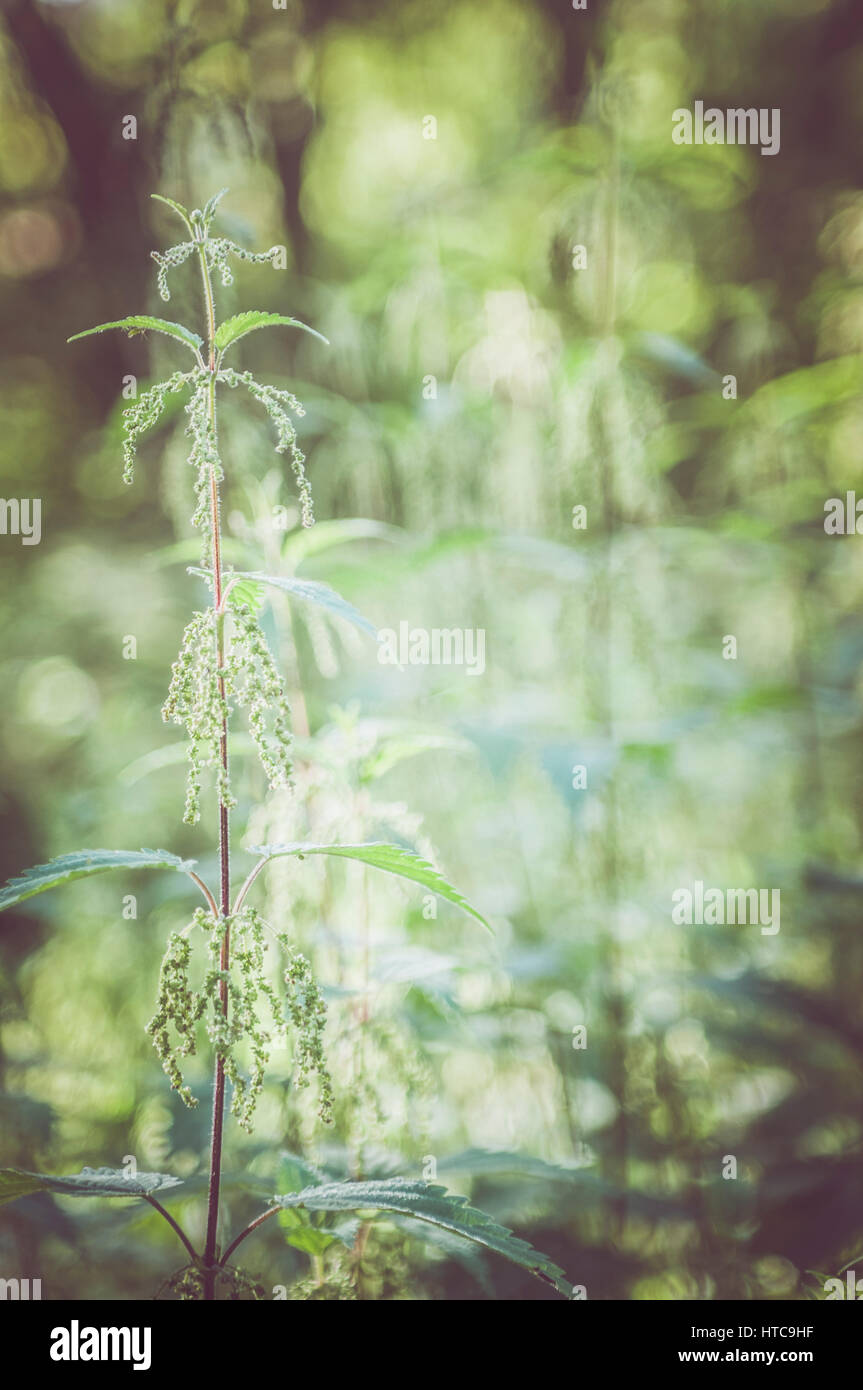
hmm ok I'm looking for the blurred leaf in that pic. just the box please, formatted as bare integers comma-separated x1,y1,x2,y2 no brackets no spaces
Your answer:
149,537,250,569
283,517,404,570
0,1093,55,1145
744,356,862,427
437,1150,591,1182
631,332,720,387
277,1152,329,1196
358,727,474,782
274,1154,357,1254
371,945,459,985
281,1225,339,1256
120,736,255,785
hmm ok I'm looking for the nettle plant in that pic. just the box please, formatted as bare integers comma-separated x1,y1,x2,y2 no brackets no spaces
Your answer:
0,191,571,1301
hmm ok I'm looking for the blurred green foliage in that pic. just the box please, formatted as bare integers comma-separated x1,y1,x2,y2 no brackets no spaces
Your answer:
2,0,863,1300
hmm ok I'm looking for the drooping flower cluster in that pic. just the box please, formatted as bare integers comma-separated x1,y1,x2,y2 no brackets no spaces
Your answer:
146,906,333,1132
121,370,194,485
120,363,312,554
204,239,284,290
183,369,222,562
152,238,284,302
144,918,204,1109
219,367,313,525
161,598,293,825
151,240,198,302
152,200,284,305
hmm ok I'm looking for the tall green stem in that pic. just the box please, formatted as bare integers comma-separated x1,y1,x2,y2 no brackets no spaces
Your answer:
196,231,231,1300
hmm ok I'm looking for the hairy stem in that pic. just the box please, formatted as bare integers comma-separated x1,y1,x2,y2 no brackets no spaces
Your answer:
232,857,267,915
197,233,231,1301
188,869,219,917
145,1195,199,1264
218,1205,280,1267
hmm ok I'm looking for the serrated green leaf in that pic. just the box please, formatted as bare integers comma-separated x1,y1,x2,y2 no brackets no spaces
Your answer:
201,187,229,229
247,842,491,932
237,573,376,636
273,1178,571,1297
0,1166,183,1205
151,192,194,232
215,310,329,355
67,316,203,354
188,566,375,635
0,849,197,913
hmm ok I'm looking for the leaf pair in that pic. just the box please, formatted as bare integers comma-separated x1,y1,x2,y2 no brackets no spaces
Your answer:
68,311,327,362
152,188,228,238
0,1160,574,1297
0,842,491,932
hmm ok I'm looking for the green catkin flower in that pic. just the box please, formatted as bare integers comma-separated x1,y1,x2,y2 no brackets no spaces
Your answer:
218,367,313,526
162,597,294,821
205,238,283,288
184,371,223,565
278,929,334,1124
287,1271,357,1302
161,1263,266,1302
227,600,294,790
121,371,192,484
147,906,333,1132
150,241,197,302
145,911,211,1107
161,608,231,824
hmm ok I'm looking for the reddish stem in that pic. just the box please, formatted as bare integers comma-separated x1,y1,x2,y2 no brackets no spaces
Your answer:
197,244,231,1301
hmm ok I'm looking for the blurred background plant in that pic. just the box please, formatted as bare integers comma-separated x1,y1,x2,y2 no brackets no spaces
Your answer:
2,0,863,1300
